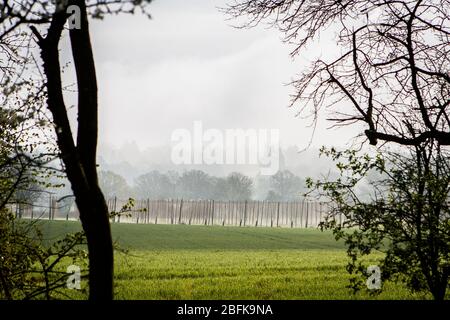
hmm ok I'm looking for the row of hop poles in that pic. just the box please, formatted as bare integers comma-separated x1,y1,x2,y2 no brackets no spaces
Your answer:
11,197,347,228
107,198,335,228
13,193,64,220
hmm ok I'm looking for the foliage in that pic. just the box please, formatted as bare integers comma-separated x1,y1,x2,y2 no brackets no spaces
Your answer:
0,208,87,300
0,93,55,211
306,145,450,300
108,168,310,202
109,197,145,225
213,172,253,201
133,170,255,201
177,170,215,200
267,170,304,201
98,170,132,199
134,170,177,200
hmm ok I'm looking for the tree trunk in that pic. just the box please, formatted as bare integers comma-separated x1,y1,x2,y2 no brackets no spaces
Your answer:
31,0,114,300
75,187,113,300
68,0,114,300
430,279,447,301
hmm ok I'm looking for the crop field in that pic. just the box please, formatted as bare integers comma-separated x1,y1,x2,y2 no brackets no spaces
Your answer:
39,221,433,300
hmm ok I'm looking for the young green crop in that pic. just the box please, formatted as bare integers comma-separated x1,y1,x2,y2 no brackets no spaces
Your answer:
41,221,440,300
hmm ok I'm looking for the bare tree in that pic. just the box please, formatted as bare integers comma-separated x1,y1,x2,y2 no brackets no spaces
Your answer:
0,0,152,300
224,0,450,146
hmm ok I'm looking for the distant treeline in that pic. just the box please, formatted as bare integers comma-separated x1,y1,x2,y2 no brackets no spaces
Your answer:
99,169,307,201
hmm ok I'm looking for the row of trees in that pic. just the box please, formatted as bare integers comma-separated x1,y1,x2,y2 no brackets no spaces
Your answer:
98,169,306,201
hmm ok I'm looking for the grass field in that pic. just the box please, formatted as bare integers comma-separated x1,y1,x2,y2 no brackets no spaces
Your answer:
39,220,433,300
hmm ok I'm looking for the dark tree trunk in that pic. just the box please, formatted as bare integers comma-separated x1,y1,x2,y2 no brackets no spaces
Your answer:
68,0,114,300
75,187,113,300
31,0,114,300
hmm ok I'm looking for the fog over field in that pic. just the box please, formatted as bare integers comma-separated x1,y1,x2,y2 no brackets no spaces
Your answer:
2,0,447,303
58,0,363,180
97,142,334,184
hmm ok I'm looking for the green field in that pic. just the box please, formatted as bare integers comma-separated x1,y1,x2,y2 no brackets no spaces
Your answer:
40,221,433,300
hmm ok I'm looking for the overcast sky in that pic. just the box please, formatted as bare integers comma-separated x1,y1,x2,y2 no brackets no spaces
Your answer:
62,0,362,153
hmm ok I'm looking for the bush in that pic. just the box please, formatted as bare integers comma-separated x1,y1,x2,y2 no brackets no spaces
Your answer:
0,208,87,300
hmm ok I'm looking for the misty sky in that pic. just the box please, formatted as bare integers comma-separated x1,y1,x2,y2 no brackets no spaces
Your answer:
62,0,363,153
